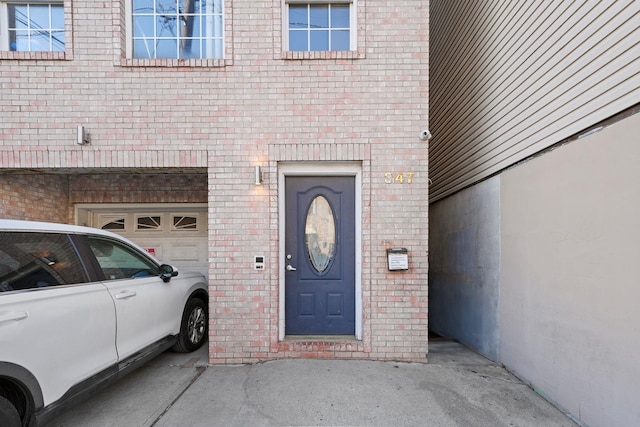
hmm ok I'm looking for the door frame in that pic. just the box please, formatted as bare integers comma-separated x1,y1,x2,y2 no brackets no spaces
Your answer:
278,162,362,340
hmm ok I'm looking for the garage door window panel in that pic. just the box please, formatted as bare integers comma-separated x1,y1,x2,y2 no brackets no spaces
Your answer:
172,214,199,231
136,215,162,231
101,217,126,231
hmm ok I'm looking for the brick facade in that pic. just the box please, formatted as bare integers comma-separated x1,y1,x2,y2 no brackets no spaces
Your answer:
1,1,429,363
69,174,208,205
0,174,69,223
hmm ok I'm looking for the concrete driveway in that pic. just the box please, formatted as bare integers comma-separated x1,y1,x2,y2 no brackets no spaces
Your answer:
45,339,576,426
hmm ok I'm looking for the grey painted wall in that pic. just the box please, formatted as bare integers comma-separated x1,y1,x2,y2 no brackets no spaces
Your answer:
499,113,640,427
429,177,501,361
429,112,640,427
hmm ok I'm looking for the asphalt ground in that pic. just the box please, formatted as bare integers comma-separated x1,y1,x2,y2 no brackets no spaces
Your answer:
45,339,577,427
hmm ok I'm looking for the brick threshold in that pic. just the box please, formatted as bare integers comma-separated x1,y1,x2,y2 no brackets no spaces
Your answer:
276,336,367,357
283,335,359,342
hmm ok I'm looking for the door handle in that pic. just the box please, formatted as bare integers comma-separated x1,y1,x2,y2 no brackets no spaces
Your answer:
0,311,28,324
286,264,297,272
114,290,137,300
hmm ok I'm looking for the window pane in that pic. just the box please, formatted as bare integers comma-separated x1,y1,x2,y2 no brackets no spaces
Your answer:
51,30,64,51
331,30,349,50
10,30,28,51
0,232,87,291
157,0,177,13
310,30,329,51
131,0,223,59
289,5,307,28
31,31,52,51
187,14,202,37
181,14,197,39
210,38,223,57
200,14,223,38
213,14,223,30
88,237,160,280
133,15,154,37
203,0,222,13
132,0,156,10
309,5,328,28
10,5,28,29
180,39,201,58
51,6,64,28
179,0,197,13
133,39,153,58
156,39,177,58
287,3,352,52
331,5,350,28
289,30,307,51
29,5,50,26
305,196,336,273
6,3,65,52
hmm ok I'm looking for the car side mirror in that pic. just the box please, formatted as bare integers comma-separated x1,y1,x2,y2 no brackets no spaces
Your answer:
160,264,179,283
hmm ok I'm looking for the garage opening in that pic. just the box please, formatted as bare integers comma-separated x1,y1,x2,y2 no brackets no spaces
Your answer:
75,203,208,278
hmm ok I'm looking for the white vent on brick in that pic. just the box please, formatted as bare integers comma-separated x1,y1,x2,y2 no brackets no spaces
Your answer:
429,0,640,202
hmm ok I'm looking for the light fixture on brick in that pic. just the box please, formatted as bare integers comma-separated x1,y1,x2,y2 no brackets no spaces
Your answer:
254,165,263,185
76,125,90,145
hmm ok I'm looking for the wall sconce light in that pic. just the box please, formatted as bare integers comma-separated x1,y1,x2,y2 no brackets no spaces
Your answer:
40,256,56,266
254,165,263,185
77,125,90,145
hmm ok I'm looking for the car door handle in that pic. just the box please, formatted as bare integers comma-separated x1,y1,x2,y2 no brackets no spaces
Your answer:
114,291,137,300
0,311,28,324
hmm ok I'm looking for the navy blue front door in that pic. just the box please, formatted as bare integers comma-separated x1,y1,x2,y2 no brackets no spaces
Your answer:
285,176,356,335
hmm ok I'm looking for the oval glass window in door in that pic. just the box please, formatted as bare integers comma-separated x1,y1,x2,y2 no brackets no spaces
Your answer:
305,195,336,273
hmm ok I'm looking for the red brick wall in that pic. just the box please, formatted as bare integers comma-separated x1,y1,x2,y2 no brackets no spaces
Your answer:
69,174,207,204
0,174,69,223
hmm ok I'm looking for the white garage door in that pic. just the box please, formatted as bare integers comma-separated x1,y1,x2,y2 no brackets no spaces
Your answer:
76,204,208,278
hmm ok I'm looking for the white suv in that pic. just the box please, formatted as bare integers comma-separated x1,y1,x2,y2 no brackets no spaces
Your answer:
0,220,208,427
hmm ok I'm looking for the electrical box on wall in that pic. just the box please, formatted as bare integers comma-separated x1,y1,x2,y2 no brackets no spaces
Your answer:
254,255,265,270
387,248,409,271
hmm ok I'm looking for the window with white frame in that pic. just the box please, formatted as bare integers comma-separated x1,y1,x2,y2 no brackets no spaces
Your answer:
130,0,223,59
284,0,355,52
0,1,64,51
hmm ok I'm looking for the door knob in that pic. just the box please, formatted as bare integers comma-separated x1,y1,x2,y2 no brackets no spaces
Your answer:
286,264,297,271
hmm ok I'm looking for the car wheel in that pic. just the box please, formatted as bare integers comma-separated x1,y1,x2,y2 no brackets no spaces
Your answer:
0,396,21,427
172,298,207,353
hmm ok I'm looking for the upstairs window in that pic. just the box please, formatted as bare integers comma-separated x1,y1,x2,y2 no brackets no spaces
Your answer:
130,0,223,59
285,1,354,52
0,1,64,51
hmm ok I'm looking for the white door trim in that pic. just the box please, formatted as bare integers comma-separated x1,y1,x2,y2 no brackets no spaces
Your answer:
278,162,363,341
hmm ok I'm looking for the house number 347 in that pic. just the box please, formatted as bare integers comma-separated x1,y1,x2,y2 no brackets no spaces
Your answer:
384,172,414,184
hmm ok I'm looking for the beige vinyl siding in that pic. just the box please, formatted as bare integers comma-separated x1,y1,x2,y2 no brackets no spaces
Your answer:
429,0,640,202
